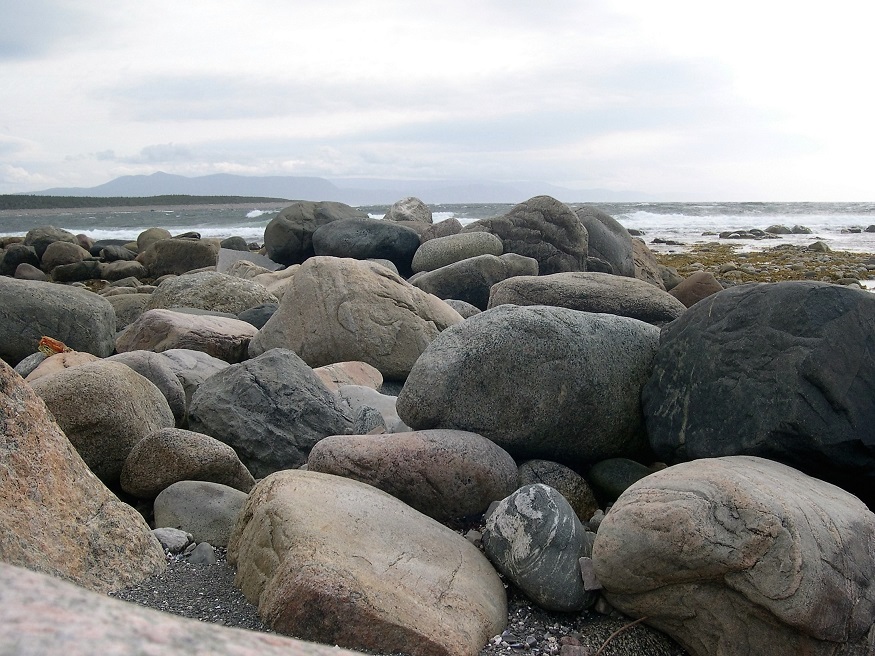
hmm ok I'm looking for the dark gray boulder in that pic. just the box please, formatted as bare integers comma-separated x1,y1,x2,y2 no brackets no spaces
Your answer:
236,303,278,329
586,458,655,504
136,238,221,277
642,281,875,507
312,217,421,277
518,459,599,524
411,253,538,310
99,244,137,262
574,206,635,277
0,243,40,276
23,226,78,259
0,277,116,366
187,348,354,478
482,484,597,612
263,201,367,266
396,304,660,464
462,196,588,274
50,260,102,282
488,271,686,326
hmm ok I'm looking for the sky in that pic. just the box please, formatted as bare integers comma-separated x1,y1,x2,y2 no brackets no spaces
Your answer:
1,1,873,200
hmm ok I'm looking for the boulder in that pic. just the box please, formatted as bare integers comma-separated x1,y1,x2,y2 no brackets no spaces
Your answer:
592,456,875,656
146,271,279,315
336,384,408,433
412,253,539,310
107,350,188,425
237,303,279,329
187,348,354,478
586,458,655,504
23,350,99,382
100,259,148,281
107,293,151,330
383,196,433,224
153,480,249,547
159,348,230,408
23,225,78,259
121,427,255,498
411,232,504,273
0,277,117,365
97,243,137,262
50,259,103,282
263,201,367,266
574,206,635,277
13,262,47,281
397,304,660,464
517,459,599,523
312,217,422,276
0,243,39,276
483,484,597,612
488,272,686,326
228,469,507,656
248,257,463,380
444,299,481,318
462,196,588,274
308,429,518,522
137,226,172,252
29,359,175,485
313,360,383,392
116,308,258,363
421,217,463,242
137,237,221,277
642,281,875,506
0,360,165,592
631,238,666,289
39,240,91,273
668,270,724,307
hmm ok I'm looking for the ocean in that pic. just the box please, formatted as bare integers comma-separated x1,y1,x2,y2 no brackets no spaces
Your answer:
2,201,875,254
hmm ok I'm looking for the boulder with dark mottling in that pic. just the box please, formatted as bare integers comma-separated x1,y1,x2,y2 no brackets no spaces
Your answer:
383,196,433,224
517,459,599,523
147,271,279,315
411,232,504,273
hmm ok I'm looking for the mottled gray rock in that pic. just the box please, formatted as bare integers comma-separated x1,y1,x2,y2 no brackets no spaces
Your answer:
12,351,47,378
188,348,354,478
108,350,187,425
518,460,599,524
264,201,367,266
411,232,504,273
592,456,875,656
216,247,283,273
40,240,91,273
154,481,249,547
147,271,279,314
107,293,151,330
189,542,219,564
421,217,463,242
50,259,103,282
587,458,655,504
100,259,148,281
137,237,221,277
483,484,597,612
236,302,278,329
312,217,422,276
97,244,137,262
13,261,47,281
159,348,230,409
383,196,433,224
137,227,172,252
23,225,78,259
336,384,409,433
574,206,635,277
0,243,39,276
152,527,193,553
308,429,518,521
443,299,481,318
397,305,659,464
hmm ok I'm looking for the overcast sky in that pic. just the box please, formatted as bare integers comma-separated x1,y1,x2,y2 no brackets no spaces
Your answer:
1,1,873,200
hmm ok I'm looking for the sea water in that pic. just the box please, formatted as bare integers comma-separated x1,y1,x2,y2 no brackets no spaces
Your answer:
1,201,874,254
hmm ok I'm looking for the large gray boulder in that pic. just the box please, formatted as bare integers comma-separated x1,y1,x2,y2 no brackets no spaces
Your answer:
248,256,463,380
383,196,433,224
307,429,519,522
0,277,116,366
487,271,686,326
397,304,659,464
483,484,597,612
137,237,221,277
574,206,635,276
312,217,422,277
228,470,507,656
0,243,39,276
642,281,875,507
187,348,354,478
147,271,279,315
462,196,588,274
411,232,504,273
592,456,875,656
263,201,367,266
153,480,249,547
412,253,538,310
23,225,78,259
108,350,188,425
0,360,166,593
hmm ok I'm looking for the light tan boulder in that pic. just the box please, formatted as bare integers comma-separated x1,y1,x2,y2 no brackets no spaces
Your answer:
668,270,724,307
592,456,875,656
24,350,99,382
116,308,258,363
147,271,279,315
313,360,383,392
248,256,463,380
137,237,221,277
229,470,507,656
0,360,165,592
40,240,91,274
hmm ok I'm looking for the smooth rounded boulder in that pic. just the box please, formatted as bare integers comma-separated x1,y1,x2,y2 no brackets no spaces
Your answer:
308,429,519,522
147,271,279,315
312,217,422,277
411,232,504,273
488,271,686,326
248,257,463,380
574,206,635,277
517,459,599,523
154,480,249,547
592,456,875,655
263,201,367,266
137,237,221,277
228,469,507,656
107,350,188,425
397,304,660,464
642,281,875,506
668,270,724,307
23,225,78,259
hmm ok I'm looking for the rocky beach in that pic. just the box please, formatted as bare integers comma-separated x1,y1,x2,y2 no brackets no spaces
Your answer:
1,195,874,656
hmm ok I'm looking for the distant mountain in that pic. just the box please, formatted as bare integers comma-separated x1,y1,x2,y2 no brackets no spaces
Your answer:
29,171,656,205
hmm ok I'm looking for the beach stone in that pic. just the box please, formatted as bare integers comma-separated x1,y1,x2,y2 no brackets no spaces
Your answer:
411,232,504,273
13,261,47,281
412,253,539,310
121,427,255,498
137,237,221,277
50,259,102,282
116,308,258,363
159,348,231,408
188,348,354,478
462,195,588,274
29,359,175,485
107,293,151,330
264,201,367,266
97,243,137,261
23,350,99,382
483,484,597,612
313,360,383,392
660,265,685,291
421,217,463,242
312,217,422,276
397,304,659,464
1,563,365,656
444,299,481,318
642,281,875,506
592,456,875,655
0,361,166,593
153,481,248,547
107,350,187,425
517,459,599,524
587,458,655,504
39,240,91,273
147,271,279,315
575,206,635,277
668,270,724,307
487,271,686,326
100,259,147,281
336,384,409,433
12,351,46,378
228,469,507,656
137,226,172,252
0,277,116,366
308,429,517,522
0,243,39,276
152,527,194,553
384,196,433,224
237,302,278,329
248,256,463,380
632,239,666,289
23,225,78,259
